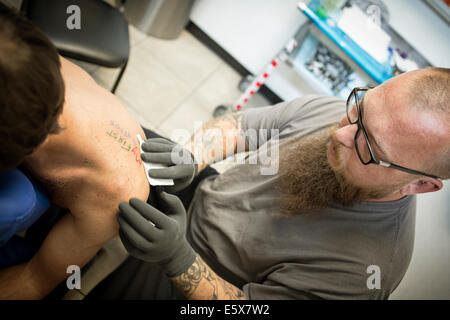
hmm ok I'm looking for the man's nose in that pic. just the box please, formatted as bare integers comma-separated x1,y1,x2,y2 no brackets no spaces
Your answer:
334,123,358,149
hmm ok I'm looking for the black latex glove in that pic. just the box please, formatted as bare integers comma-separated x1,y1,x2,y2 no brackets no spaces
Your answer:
141,138,197,193
117,192,196,277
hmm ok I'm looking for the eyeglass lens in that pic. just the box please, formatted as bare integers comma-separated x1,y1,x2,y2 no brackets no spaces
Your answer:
347,90,372,164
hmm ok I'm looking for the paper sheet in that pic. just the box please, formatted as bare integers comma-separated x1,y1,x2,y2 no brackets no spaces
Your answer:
137,134,174,186
337,6,391,64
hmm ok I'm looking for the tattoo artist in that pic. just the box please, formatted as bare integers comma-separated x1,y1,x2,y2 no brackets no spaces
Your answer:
93,69,450,300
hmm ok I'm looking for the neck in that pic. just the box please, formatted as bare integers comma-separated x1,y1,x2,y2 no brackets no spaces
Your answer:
367,191,407,203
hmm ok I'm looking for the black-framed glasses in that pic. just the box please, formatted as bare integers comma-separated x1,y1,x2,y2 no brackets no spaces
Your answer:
346,87,441,180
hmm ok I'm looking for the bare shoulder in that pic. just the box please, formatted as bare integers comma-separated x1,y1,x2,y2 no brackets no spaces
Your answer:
61,57,150,200
28,57,151,240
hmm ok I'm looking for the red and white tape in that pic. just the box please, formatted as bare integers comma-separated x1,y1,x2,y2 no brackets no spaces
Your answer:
232,38,297,111
233,59,279,111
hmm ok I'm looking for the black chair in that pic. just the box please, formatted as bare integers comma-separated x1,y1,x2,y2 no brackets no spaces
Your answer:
22,0,130,93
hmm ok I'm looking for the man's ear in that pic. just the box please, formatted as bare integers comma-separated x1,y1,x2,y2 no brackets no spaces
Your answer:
400,178,443,196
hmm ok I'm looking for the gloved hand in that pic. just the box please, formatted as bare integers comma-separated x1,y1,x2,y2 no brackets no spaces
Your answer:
117,192,196,277
141,138,197,193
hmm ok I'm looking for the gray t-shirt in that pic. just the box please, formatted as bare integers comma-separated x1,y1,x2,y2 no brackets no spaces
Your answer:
186,95,415,300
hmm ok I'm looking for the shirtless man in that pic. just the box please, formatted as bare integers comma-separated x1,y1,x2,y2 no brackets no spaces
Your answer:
0,4,149,299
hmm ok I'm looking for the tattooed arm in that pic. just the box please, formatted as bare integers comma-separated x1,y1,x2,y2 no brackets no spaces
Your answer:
171,254,246,300
118,194,246,300
184,112,247,173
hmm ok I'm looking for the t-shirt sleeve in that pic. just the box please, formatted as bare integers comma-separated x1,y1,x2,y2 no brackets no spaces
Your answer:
242,263,386,300
243,281,320,300
240,95,345,148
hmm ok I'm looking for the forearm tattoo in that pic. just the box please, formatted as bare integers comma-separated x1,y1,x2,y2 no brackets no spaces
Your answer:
173,254,245,300
205,111,242,132
205,112,242,158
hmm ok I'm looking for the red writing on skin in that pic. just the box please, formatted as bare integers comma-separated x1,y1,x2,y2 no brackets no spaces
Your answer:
131,146,143,166
106,128,141,165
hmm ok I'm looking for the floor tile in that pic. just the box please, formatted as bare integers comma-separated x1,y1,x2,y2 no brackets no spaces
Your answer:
142,30,223,90
128,25,147,47
194,62,243,111
91,39,192,128
89,22,271,144
157,93,214,145
121,98,157,133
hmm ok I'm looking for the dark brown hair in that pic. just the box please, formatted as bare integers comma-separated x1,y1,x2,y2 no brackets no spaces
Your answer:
0,3,65,172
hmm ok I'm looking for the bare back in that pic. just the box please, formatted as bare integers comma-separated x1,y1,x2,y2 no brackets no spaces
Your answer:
23,57,150,242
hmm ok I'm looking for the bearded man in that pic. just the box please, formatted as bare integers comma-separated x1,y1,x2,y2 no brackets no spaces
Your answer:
89,67,449,300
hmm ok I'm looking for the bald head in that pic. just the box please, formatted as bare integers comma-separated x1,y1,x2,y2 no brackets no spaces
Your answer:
386,67,450,179
406,68,450,114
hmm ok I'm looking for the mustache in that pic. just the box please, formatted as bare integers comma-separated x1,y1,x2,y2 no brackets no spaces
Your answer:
275,125,383,216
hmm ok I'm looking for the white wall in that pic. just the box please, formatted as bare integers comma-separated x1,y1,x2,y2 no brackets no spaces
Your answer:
383,0,450,68
190,0,307,74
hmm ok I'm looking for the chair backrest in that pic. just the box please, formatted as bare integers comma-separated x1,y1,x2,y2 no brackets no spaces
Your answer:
24,0,130,67
0,169,50,246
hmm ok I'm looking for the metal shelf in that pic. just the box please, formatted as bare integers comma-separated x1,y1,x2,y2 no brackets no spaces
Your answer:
297,1,393,84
